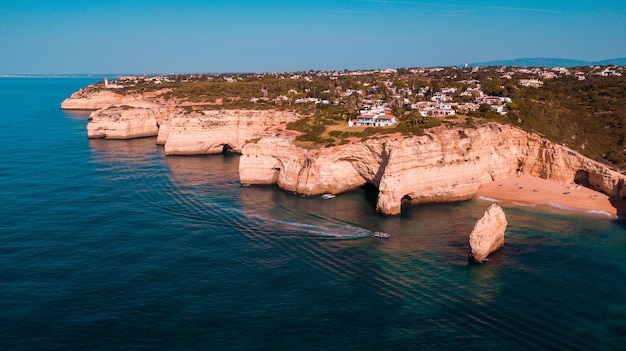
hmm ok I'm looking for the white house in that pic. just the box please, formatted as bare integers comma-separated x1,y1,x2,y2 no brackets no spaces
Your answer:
416,103,455,117
491,105,507,115
479,96,512,105
349,107,397,127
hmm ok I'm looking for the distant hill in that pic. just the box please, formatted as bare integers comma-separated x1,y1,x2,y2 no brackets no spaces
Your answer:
470,58,626,68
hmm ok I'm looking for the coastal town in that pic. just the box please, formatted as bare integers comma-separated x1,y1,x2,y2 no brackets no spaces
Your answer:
88,63,626,171
102,64,624,129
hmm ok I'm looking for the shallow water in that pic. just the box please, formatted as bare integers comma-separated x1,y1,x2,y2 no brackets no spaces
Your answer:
1,78,625,350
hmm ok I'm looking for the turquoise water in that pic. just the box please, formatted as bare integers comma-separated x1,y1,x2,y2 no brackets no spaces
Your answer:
1,78,625,350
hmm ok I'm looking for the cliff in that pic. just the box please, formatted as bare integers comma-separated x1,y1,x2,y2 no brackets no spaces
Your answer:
61,89,127,110
78,91,299,152
240,123,626,215
61,87,167,110
468,204,507,263
161,110,299,155
63,87,626,216
87,106,160,139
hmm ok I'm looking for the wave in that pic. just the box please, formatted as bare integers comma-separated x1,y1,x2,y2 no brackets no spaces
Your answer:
540,202,579,211
512,202,535,207
540,202,616,218
586,210,615,218
476,196,501,202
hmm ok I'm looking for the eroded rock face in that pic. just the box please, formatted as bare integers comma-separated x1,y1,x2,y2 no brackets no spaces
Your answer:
240,123,626,215
63,85,626,215
87,107,159,139
239,137,376,194
162,110,299,156
61,87,169,110
468,204,507,263
61,90,127,110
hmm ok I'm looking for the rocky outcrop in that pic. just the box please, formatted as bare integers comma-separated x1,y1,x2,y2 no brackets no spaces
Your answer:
62,85,626,216
161,110,299,155
468,204,507,263
86,106,298,150
61,89,127,110
239,136,380,194
240,123,626,215
87,106,160,139
61,87,168,110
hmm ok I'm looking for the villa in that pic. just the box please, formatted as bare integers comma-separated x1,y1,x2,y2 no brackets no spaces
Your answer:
348,107,397,127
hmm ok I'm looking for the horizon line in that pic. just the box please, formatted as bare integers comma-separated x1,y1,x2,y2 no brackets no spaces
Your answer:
3,57,625,77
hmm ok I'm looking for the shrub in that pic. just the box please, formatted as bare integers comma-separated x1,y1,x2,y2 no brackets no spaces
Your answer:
329,131,342,137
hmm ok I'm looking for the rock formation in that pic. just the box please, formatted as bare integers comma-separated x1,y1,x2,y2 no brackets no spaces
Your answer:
61,89,127,110
87,106,160,139
239,136,379,194
161,110,299,155
468,204,507,263
62,86,626,216
240,123,626,215
61,87,168,110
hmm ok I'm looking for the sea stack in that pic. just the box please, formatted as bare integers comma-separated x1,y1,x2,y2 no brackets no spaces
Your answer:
468,204,507,263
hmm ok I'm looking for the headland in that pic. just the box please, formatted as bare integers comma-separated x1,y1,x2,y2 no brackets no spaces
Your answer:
61,66,626,217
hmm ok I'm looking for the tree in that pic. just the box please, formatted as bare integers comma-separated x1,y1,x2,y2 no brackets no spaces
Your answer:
479,103,491,113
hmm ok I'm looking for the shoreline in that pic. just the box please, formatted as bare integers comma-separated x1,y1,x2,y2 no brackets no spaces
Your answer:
476,175,620,218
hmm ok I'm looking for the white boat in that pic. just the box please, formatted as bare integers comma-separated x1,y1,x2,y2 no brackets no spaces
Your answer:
374,231,390,239
321,193,336,199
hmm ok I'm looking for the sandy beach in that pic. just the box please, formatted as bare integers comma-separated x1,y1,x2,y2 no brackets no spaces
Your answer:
476,175,620,218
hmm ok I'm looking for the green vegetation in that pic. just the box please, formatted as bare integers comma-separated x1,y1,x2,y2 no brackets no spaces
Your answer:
509,75,626,167
94,66,626,169
105,105,136,110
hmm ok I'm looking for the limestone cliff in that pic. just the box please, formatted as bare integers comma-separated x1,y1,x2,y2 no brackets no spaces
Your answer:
162,110,299,155
468,204,507,263
61,89,127,110
61,87,168,110
62,86,626,216
87,106,160,139
239,136,380,194
240,123,626,215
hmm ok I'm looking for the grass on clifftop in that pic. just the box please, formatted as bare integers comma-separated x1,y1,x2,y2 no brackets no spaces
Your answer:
90,67,626,170
286,104,444,147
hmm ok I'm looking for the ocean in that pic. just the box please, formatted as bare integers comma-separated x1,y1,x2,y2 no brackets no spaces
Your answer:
1,78,625,350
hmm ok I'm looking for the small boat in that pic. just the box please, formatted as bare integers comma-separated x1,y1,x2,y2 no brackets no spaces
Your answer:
374,231,390,239
321,193,336,199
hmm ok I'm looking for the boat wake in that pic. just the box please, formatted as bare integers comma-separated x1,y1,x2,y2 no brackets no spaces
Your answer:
245,211,371,239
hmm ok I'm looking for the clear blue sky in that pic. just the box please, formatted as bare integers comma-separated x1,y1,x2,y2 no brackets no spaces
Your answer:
1,0,625,74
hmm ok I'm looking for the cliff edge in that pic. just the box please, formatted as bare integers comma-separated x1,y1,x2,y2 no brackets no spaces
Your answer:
63,86,626,216
240,123,626,215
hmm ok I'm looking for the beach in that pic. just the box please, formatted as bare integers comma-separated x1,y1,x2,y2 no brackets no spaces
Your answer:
477,175,619,218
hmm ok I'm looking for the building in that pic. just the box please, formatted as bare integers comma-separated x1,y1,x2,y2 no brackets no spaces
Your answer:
348,107,397,127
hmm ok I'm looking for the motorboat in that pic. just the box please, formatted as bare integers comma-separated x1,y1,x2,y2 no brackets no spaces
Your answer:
374,231,390,239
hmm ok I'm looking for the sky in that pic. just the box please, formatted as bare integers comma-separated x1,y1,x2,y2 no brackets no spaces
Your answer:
1,0,625,74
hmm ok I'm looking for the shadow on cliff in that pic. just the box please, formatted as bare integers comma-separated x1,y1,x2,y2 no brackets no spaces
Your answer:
575,170,626,224
362,183,380,210
609,197,626,226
